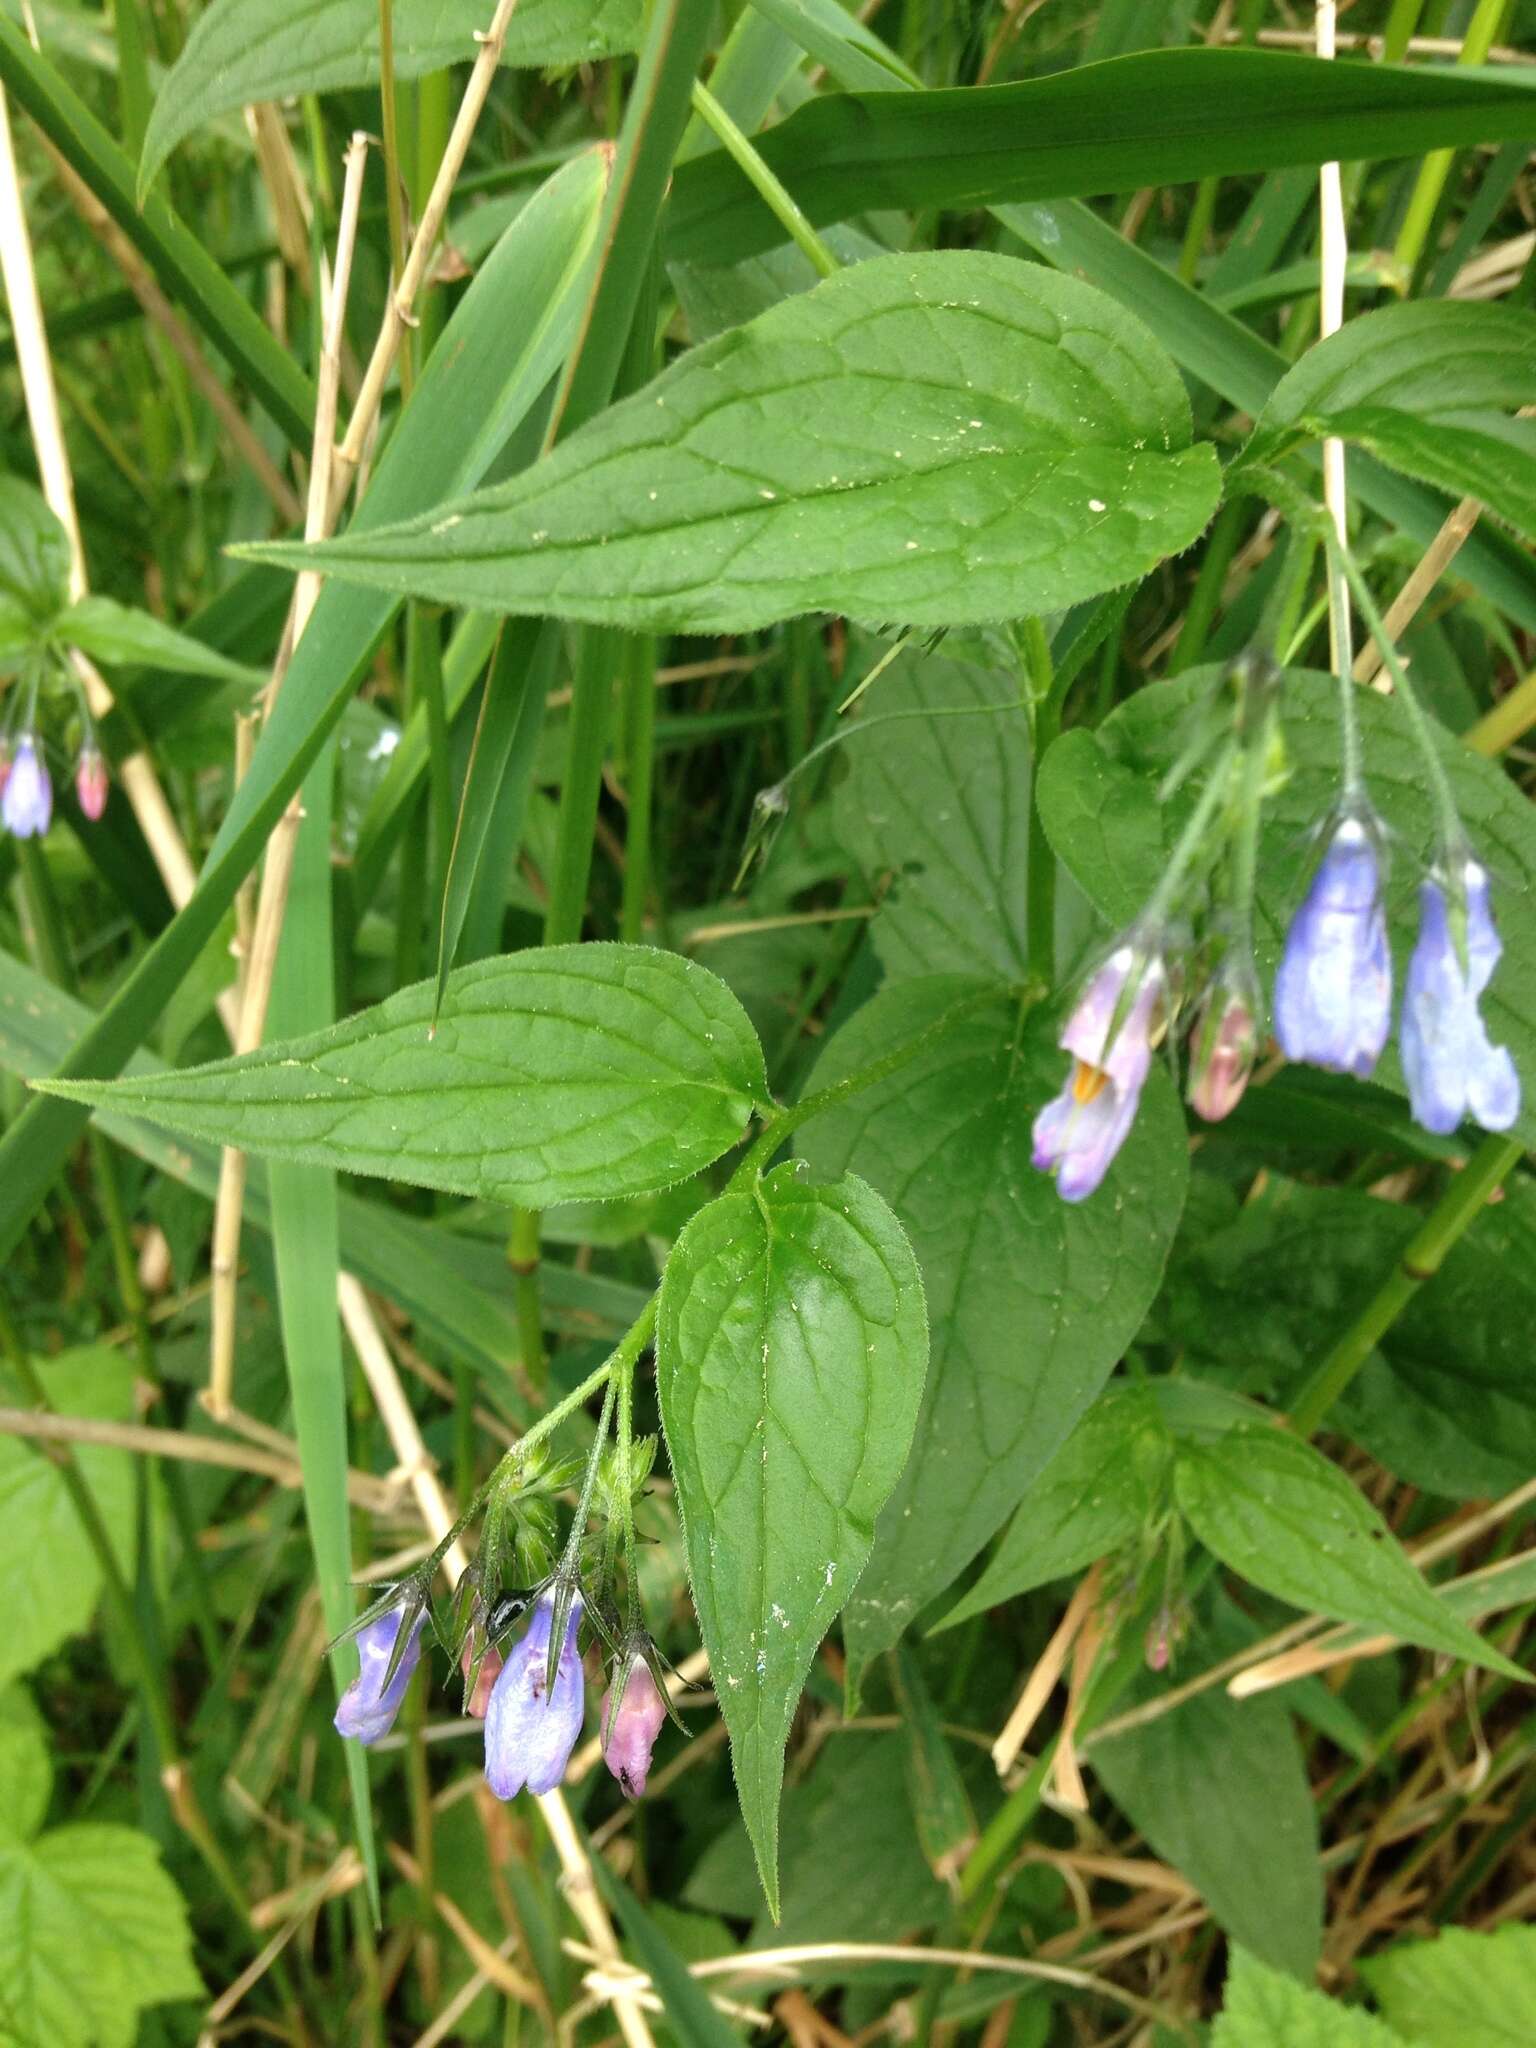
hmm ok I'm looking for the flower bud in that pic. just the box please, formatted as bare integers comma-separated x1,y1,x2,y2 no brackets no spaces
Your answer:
461,1639,504,1719
334,1606,426,1746
75,742,109,821
601,1658,668,1799
1187,965,1259,1123
1,736,52,840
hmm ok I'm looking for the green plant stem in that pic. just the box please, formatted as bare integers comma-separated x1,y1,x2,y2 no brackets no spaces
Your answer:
730,984,1006,1191
1177,174,1218,285
1290,1135,1521,1437
377,0,413,399
1383,0,1429,64
687,79,839,279
1328,534,1460,848
1169,501,1243,674
621,635,657,943
1393,0,1510,279
508,1204,547,1390
1142,738,1238,930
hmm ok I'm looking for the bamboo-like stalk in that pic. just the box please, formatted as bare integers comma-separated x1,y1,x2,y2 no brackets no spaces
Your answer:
1315,1,1354,683
206,130,369,1417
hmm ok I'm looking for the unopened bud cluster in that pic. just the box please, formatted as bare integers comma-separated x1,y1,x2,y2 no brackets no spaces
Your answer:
0,723,109,838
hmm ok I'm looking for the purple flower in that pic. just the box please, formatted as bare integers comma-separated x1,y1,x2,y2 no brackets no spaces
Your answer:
1032,945,1167,1203
1273,813,1390,1078
1400,861,1519,1136
334,1606,426,1746
601,1658,668,1799
483,1590,585,1800
2,736,51,839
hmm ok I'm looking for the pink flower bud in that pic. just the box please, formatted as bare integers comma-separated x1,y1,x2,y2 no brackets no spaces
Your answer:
1188,992,1258,1123
601,1659,668,1799
461,1640,504,1719
76,744,109,821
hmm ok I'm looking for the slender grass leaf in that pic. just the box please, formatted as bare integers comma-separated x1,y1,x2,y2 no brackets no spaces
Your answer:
0,148,609,1264
40,944,770,1208
1360,1925,1536,2047
1093,1601,1323,1980
935,1384,1173,1630
0,15,314,447
585,1849,740,2048
140,0,642,193
657,1163,927,1912
248,251,1221,632
435,620,556,1010
1174,1426,1526,1678
1035,665,1536,1148
891,1646,975,1882
665,50,1536,266
798,978,1188,1692
1237,301,1536,541
264,745,378,1913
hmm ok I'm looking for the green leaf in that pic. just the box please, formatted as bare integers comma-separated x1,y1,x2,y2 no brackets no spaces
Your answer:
0,1689,50,1844
1360,1925,1536,2046
1214,1948,1407,2048
140,0,642,191
1237,302,1536,540
585,1849,740,2048
831,642,1031,983
798,978,1188,1688
0,1348,136,1689
665,50,1536,266
0,14,315,449
61,596,267,688
890,1646,975,1882
0,478,71,634
0,1823,201,2047
1173,1426,1525,1679
657,1163,928,1912
0,146,611,1266
248,251,1222,633
1092,1602,1322,1981
1035,666,1536,1148
41,944,768,1208
935,1384,1172,1630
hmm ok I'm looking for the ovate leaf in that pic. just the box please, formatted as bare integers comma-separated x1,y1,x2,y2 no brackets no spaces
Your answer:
0,478,70,642
1237,302,1536,541
0,1824,201,2047
1092,1602,1322,1980
798,978,1188,1689
832,641,1031,983
657,1163,928,1912
1359,1925,1536,2047
61,596,267,689
1035,666,1536,1148
40,945,769,1208
1214,1948,1407,2048
0,1689,50,1844
141,0,642,190
0,1349,136,1689
1174,1426,1526,1679
250,251,1222,633
936,1383,1172,1629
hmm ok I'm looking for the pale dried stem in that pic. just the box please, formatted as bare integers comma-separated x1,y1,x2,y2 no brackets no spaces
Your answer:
333,1269,659,2048
389,1843,540,2004
244,103,314,286
335,0,524,489
992,1568,1099,1778
207,130,369,1417
0,81,234,1005
1248,26,1536,61
45,145,304,524
1316,2,1354,682
1051,1569,1105,1812
408,1937,522,2048
0,1403,400,1510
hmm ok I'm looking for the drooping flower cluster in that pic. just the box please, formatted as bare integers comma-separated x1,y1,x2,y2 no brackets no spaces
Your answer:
1032,654,1520,1204
0,722,109,838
